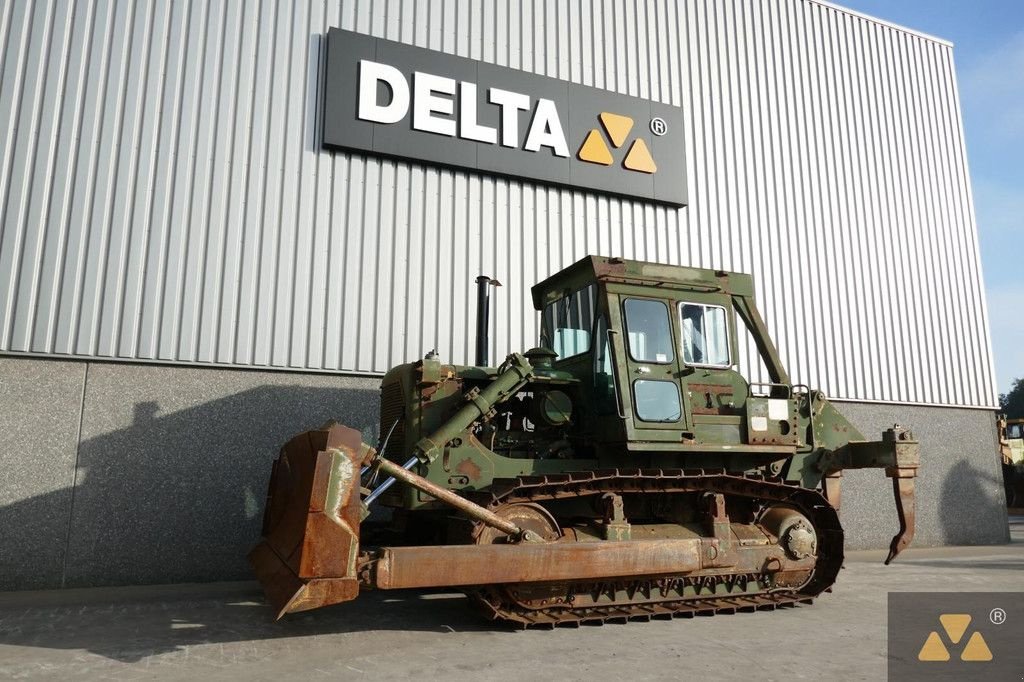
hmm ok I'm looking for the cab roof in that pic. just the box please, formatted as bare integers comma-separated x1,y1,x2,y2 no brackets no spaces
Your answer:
530,255,755,310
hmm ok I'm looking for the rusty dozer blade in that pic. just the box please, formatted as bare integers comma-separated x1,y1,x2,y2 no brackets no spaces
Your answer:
248,423,370,619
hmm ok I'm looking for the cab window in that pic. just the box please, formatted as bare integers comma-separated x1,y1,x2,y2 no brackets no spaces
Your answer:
680,303,730,367
541,285,596,359
634,380,682,422
623,299,674,364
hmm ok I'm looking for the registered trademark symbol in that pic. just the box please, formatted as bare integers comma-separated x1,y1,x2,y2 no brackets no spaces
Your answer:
990,607,1006,625
650,117,667,136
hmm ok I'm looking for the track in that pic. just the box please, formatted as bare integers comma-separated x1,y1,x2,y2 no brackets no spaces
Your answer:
464,469,844,627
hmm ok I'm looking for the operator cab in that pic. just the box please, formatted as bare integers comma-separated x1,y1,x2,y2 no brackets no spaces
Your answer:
533,256,799,451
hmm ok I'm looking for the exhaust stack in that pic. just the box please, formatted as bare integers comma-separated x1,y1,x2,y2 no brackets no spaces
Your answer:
475,275,500,366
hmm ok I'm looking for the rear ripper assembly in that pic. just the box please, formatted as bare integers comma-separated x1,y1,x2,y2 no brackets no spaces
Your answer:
250,256,920,626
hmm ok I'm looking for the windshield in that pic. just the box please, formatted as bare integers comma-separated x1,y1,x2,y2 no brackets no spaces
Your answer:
623,299,674,364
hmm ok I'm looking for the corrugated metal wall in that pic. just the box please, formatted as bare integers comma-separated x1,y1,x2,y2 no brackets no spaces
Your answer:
0,0,997,407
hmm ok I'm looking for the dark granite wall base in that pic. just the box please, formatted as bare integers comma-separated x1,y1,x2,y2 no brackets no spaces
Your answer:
0,357,1008,590
0,359,85,589
0,358,380,590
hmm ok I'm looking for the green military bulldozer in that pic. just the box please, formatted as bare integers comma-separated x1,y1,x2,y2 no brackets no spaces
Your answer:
250,256,919,626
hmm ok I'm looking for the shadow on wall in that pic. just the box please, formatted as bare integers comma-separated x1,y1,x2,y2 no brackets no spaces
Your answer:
0,384,379,591
940,458,1008,546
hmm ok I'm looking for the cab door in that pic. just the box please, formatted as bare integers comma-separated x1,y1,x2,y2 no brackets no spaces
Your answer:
608,294,689,441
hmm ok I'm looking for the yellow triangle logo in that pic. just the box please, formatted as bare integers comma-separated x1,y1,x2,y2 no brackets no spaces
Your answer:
599,112,633,148
918,631,950,661
578,129,613,165
961,632,993,662
939,614,971,644
623,138,657,174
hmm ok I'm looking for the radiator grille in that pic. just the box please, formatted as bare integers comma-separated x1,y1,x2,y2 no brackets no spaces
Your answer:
379,380,407,462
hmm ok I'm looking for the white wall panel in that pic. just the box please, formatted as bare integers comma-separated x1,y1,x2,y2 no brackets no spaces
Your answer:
0,0,998,407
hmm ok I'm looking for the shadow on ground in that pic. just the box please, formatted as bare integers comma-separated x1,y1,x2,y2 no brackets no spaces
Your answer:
0,584,496,663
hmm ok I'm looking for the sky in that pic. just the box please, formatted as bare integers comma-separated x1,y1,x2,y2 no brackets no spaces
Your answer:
836,0,1024,397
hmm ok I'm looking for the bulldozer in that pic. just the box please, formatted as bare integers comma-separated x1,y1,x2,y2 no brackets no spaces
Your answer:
250,256,919,626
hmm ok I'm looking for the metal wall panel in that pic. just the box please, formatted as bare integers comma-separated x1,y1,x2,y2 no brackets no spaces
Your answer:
0,0,997,407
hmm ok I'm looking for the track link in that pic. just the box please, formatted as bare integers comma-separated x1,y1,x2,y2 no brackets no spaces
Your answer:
465,468,843,627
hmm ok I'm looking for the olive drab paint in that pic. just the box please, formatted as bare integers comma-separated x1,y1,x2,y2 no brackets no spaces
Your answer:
321,27,687,206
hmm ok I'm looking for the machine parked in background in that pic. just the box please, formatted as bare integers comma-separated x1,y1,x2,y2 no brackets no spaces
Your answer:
1000,416,1024,507
250,256,919,626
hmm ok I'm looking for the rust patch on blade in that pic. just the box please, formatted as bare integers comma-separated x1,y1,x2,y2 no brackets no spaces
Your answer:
455,457,482,482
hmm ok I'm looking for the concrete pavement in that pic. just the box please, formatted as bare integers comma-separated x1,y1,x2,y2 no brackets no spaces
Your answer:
1,518,1022,681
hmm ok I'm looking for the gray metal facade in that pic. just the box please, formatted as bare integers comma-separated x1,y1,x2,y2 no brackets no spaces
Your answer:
0,0,996,407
